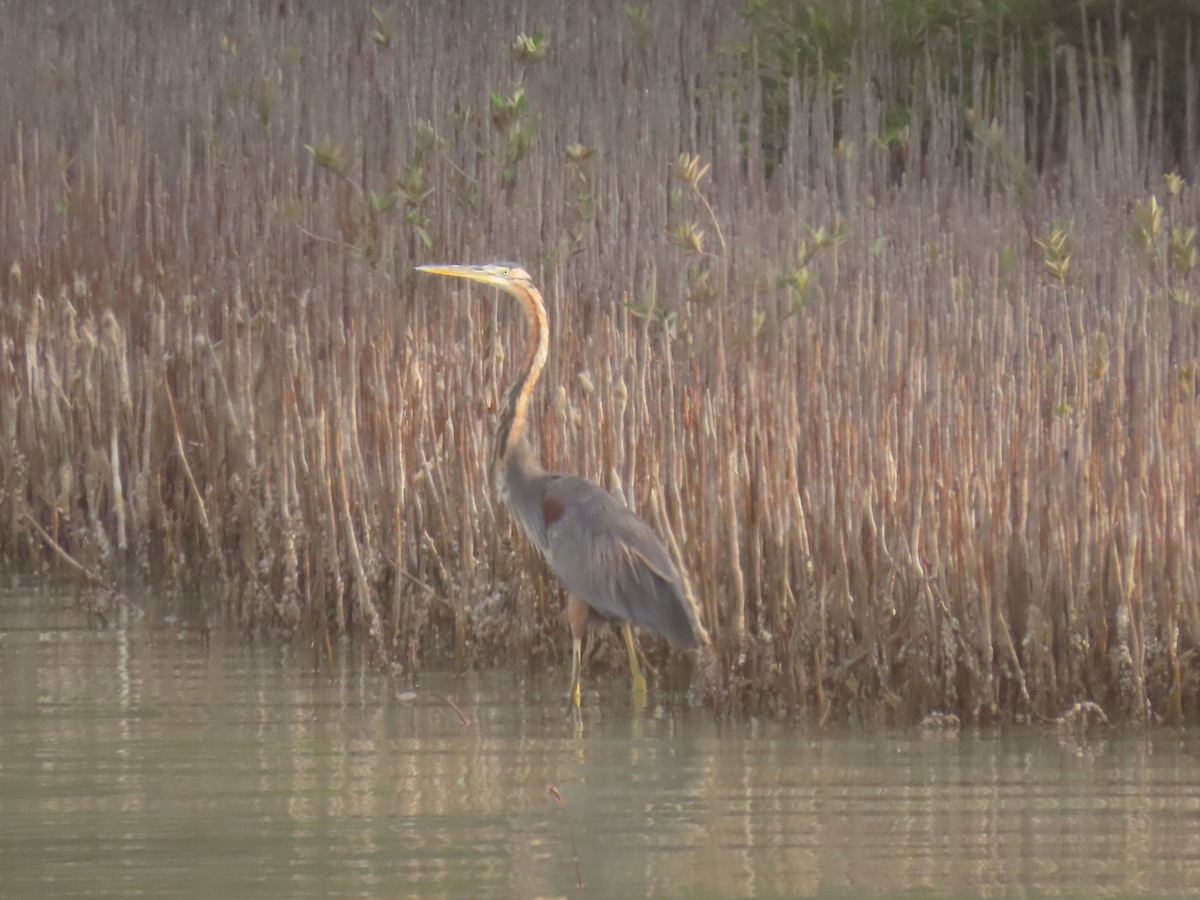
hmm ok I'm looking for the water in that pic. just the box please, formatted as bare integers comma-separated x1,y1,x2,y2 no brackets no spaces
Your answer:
3,589,1200,898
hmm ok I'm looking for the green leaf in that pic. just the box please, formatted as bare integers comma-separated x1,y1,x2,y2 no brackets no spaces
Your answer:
371,191,395,214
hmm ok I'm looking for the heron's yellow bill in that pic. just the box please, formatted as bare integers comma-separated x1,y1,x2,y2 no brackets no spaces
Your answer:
415,264,481,278
416,263,522,290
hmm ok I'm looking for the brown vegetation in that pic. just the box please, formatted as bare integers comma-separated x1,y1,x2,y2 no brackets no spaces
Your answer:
1,2,1198,723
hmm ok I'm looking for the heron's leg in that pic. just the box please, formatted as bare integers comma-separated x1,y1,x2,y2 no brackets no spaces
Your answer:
622,622,648,708
569,637,582,708
567,596,589,708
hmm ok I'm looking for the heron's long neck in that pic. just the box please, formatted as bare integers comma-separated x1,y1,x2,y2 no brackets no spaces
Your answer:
492,282,549,475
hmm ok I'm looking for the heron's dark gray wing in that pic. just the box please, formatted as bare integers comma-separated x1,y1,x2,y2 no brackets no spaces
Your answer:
536,475,707,649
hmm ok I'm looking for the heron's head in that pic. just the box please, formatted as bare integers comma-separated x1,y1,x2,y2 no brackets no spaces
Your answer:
415,263,534,295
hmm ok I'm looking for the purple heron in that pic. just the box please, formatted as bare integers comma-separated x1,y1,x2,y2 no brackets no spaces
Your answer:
416,263,709,706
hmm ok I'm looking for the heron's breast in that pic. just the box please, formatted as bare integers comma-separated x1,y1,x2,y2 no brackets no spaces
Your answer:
493,468,554,556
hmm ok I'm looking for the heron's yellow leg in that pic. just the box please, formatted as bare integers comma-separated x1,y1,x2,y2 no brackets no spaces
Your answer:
622,623,648,708
569,637,583,707
567,597,592,708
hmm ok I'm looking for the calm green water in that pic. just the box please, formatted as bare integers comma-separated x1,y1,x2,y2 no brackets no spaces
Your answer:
2,590,1200,898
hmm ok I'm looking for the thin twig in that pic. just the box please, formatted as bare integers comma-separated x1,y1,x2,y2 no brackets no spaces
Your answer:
19,507,106,586
549,787,584,891
291,221,358,250
433,692,472,726
163,376,217,554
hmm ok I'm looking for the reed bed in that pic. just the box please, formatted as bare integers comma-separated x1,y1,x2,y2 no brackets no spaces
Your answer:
1,1,1197,723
